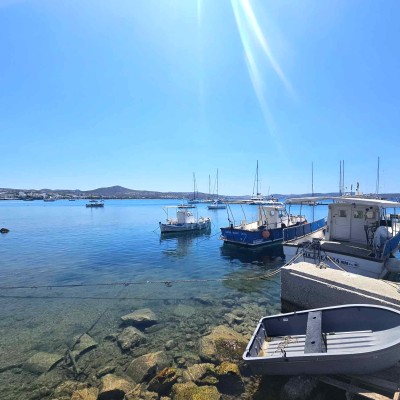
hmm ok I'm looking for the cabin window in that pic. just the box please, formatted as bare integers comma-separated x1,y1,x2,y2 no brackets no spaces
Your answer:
353,210,364,219
339,210,347,218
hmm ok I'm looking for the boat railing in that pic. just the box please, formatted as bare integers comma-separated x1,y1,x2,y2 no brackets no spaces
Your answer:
283,217,326,242
382,231,400,258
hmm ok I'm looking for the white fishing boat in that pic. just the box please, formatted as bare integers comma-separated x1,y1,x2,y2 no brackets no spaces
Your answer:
283,196,400,279
85,199,104,208
159,206,211,233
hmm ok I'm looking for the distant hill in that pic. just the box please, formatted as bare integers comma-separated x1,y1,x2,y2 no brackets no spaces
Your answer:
1,185,399,200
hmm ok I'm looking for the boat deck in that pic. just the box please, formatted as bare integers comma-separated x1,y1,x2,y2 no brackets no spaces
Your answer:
320,241,375,260
259,330,376,357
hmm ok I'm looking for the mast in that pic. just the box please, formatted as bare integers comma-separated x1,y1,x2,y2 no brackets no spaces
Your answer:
216,168,219,199
193,172,196,200
339,160,342,196
311,162,314,197
376,156,380,195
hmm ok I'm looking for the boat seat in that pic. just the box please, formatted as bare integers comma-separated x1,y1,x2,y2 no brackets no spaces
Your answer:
304,311,327,354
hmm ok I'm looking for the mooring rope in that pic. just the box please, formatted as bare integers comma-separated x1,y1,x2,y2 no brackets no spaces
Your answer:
0,267,282,291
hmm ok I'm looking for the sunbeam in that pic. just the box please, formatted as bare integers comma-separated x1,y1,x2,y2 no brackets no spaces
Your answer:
231,0,286,154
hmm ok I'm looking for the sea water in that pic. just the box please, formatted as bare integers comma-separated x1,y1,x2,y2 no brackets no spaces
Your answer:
0,199,327,399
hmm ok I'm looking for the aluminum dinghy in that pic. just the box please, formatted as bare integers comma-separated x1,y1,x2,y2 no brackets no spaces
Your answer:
243,304,400,375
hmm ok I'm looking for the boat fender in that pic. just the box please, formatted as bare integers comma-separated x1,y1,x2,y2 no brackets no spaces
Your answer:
262,229,271,239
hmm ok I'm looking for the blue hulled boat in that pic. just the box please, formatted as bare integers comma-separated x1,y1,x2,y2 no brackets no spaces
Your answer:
220,205,307,247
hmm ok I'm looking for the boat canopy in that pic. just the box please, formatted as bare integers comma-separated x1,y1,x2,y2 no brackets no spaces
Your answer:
285,196,400,208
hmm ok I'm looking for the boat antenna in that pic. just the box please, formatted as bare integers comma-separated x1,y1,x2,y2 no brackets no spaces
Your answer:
339,160,342,196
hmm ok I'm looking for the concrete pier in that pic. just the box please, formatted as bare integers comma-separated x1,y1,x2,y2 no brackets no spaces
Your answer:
281,262,400,311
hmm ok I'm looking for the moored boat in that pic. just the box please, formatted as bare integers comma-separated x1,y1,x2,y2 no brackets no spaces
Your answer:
220,205,307,247
283,196,400,279
159,206,211,233
243,304,400,375
85,199,104,208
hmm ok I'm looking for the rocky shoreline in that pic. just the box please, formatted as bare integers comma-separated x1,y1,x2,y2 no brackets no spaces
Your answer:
2,300,341,400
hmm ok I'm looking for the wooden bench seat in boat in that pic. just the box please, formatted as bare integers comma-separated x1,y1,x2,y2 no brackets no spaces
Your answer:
305,310,327,353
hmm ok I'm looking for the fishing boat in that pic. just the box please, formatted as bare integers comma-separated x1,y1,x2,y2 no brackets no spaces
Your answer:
283,196,400,279
220,205,307,247
85,199,104,208
243,304,400,375
208,169,226,210
159,206,211,233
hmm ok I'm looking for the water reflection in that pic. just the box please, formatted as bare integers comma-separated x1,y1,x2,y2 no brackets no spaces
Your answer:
220,243,284,294
160,229,212,257
220,242,285,265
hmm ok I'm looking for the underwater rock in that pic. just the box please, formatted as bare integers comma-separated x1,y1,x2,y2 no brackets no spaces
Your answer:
71,333,98,359
223,312,244,325
280,376,319,400
98,374,134,400
192,295,214,306
117,326,146,351
215,362,244,395
52,380,89,398
165,339,176,351
121,308,158,327
126,351,169,383
147,367,179,395
172,304,196,318
171,382,220,400
182,363,218,386
70,387,99,400
96,365,116,378
198,325,248,363
23,351,63,374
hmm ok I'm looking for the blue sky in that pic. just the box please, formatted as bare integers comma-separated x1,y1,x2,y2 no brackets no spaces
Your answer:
1,0,399,195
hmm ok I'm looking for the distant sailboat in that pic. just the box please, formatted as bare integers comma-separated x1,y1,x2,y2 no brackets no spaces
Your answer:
188,172,200,204
208,169,226,210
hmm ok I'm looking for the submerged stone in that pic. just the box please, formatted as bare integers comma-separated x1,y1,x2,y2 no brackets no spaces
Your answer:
121,308,158,327
147,367,179,395
126,351,169,383
172,304,196,318
98,374,134,400
117,326,146,351
71,387,99,400
71,333,97,359
171,382,220,400
23,351,63,374
183,363,218,386
198,325,247,363
215,362,244,395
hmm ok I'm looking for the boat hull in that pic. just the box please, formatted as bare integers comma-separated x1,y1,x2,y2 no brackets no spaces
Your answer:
243,304,400,375
220,226,284,247
159,219,211,233
283,241,385,278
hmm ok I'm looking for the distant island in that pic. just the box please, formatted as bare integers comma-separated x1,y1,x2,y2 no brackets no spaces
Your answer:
0,185,399,201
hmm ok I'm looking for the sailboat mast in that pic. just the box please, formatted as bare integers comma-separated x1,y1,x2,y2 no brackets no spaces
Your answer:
311,162,314,197
376,156,380,195
193,172,196,200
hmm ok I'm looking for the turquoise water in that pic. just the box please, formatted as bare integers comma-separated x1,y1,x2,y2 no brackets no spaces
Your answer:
0,199,327,399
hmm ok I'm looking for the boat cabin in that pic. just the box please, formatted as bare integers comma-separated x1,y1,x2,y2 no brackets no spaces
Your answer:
327,201,382,244
176,208,196,224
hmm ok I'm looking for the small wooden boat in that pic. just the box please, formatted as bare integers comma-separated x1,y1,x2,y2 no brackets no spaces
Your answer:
243,304,400,375
159,206,211,233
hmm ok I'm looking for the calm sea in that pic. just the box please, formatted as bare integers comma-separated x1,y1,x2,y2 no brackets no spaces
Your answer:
0,199,327,399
